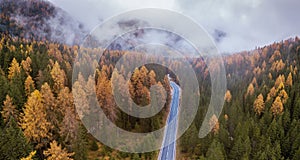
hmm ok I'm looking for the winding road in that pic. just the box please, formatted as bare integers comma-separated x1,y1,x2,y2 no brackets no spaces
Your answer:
158,81,180,160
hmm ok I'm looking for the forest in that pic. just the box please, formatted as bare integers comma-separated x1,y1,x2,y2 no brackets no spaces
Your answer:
0,31,300,159
0,0,300,159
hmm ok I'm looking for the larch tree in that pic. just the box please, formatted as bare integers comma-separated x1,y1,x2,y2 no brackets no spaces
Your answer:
279,89,288,104
50,61,66,94
246,83,255,97
209,114,220,134
253,94,265,115
140,66,149,85
21,151,36,160
43,141,74,160
270,96,284,116
1,95,18,124
286,72,293,87
96,69,117,122
267,87,277,101
275,75,285,88
21,57,32,76
25,75,35,97
224,90,232,103
41,83,59,134
148,70,157,86
58,87,78,143
8,58,21,80
20,90,52,148
73,82,88,118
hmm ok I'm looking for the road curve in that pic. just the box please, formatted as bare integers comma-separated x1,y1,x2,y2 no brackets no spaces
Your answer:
158,81,180,160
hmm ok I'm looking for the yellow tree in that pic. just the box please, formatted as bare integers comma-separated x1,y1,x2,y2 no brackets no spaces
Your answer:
274,75,285,88
8,58,21,80
1,95,18,124
58,87,78,141
279,89,288,104
224,90,232,103
246,83,255,97
96,69,117,122
73,79,89,118
20,151,36,160
253,94,265,115
25,75,35,97
21,57,32,76
41,83,58,129
286,72,293,87
148,70,157,86
267,87,277,101
44,141,74,160
20,90,52,148
270,96,284,116
209,114,220,134
50,61,66,93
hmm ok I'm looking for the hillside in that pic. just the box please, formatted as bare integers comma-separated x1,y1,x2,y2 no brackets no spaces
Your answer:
0,1,300,160
0,0,87,45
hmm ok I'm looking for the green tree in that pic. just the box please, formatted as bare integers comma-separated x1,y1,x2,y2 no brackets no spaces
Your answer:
206,139,225,160
0,119,32,160
72,125,88,160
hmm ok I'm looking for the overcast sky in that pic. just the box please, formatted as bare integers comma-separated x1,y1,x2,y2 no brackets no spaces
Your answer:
48,0,300,53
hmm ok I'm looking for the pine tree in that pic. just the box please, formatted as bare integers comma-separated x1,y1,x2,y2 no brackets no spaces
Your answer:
20,90,52,148
206,139,225,160
253,94,265,115
293,147,300,160
72,125,88,160
44,140,74,160
0,119,32,159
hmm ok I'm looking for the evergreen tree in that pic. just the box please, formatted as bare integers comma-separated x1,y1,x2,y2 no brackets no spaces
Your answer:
72,125,88,160
206,139,225,160
0,119,32,160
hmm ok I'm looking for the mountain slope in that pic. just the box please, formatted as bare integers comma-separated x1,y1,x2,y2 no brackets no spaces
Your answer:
0,0,87,45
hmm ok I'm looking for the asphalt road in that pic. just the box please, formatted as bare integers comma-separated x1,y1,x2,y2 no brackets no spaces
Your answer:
158,81,180,160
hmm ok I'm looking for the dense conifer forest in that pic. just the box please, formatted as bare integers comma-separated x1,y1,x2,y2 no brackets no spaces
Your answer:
0,0,300,159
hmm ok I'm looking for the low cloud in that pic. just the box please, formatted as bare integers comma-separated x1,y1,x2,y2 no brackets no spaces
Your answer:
48,0,300,53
